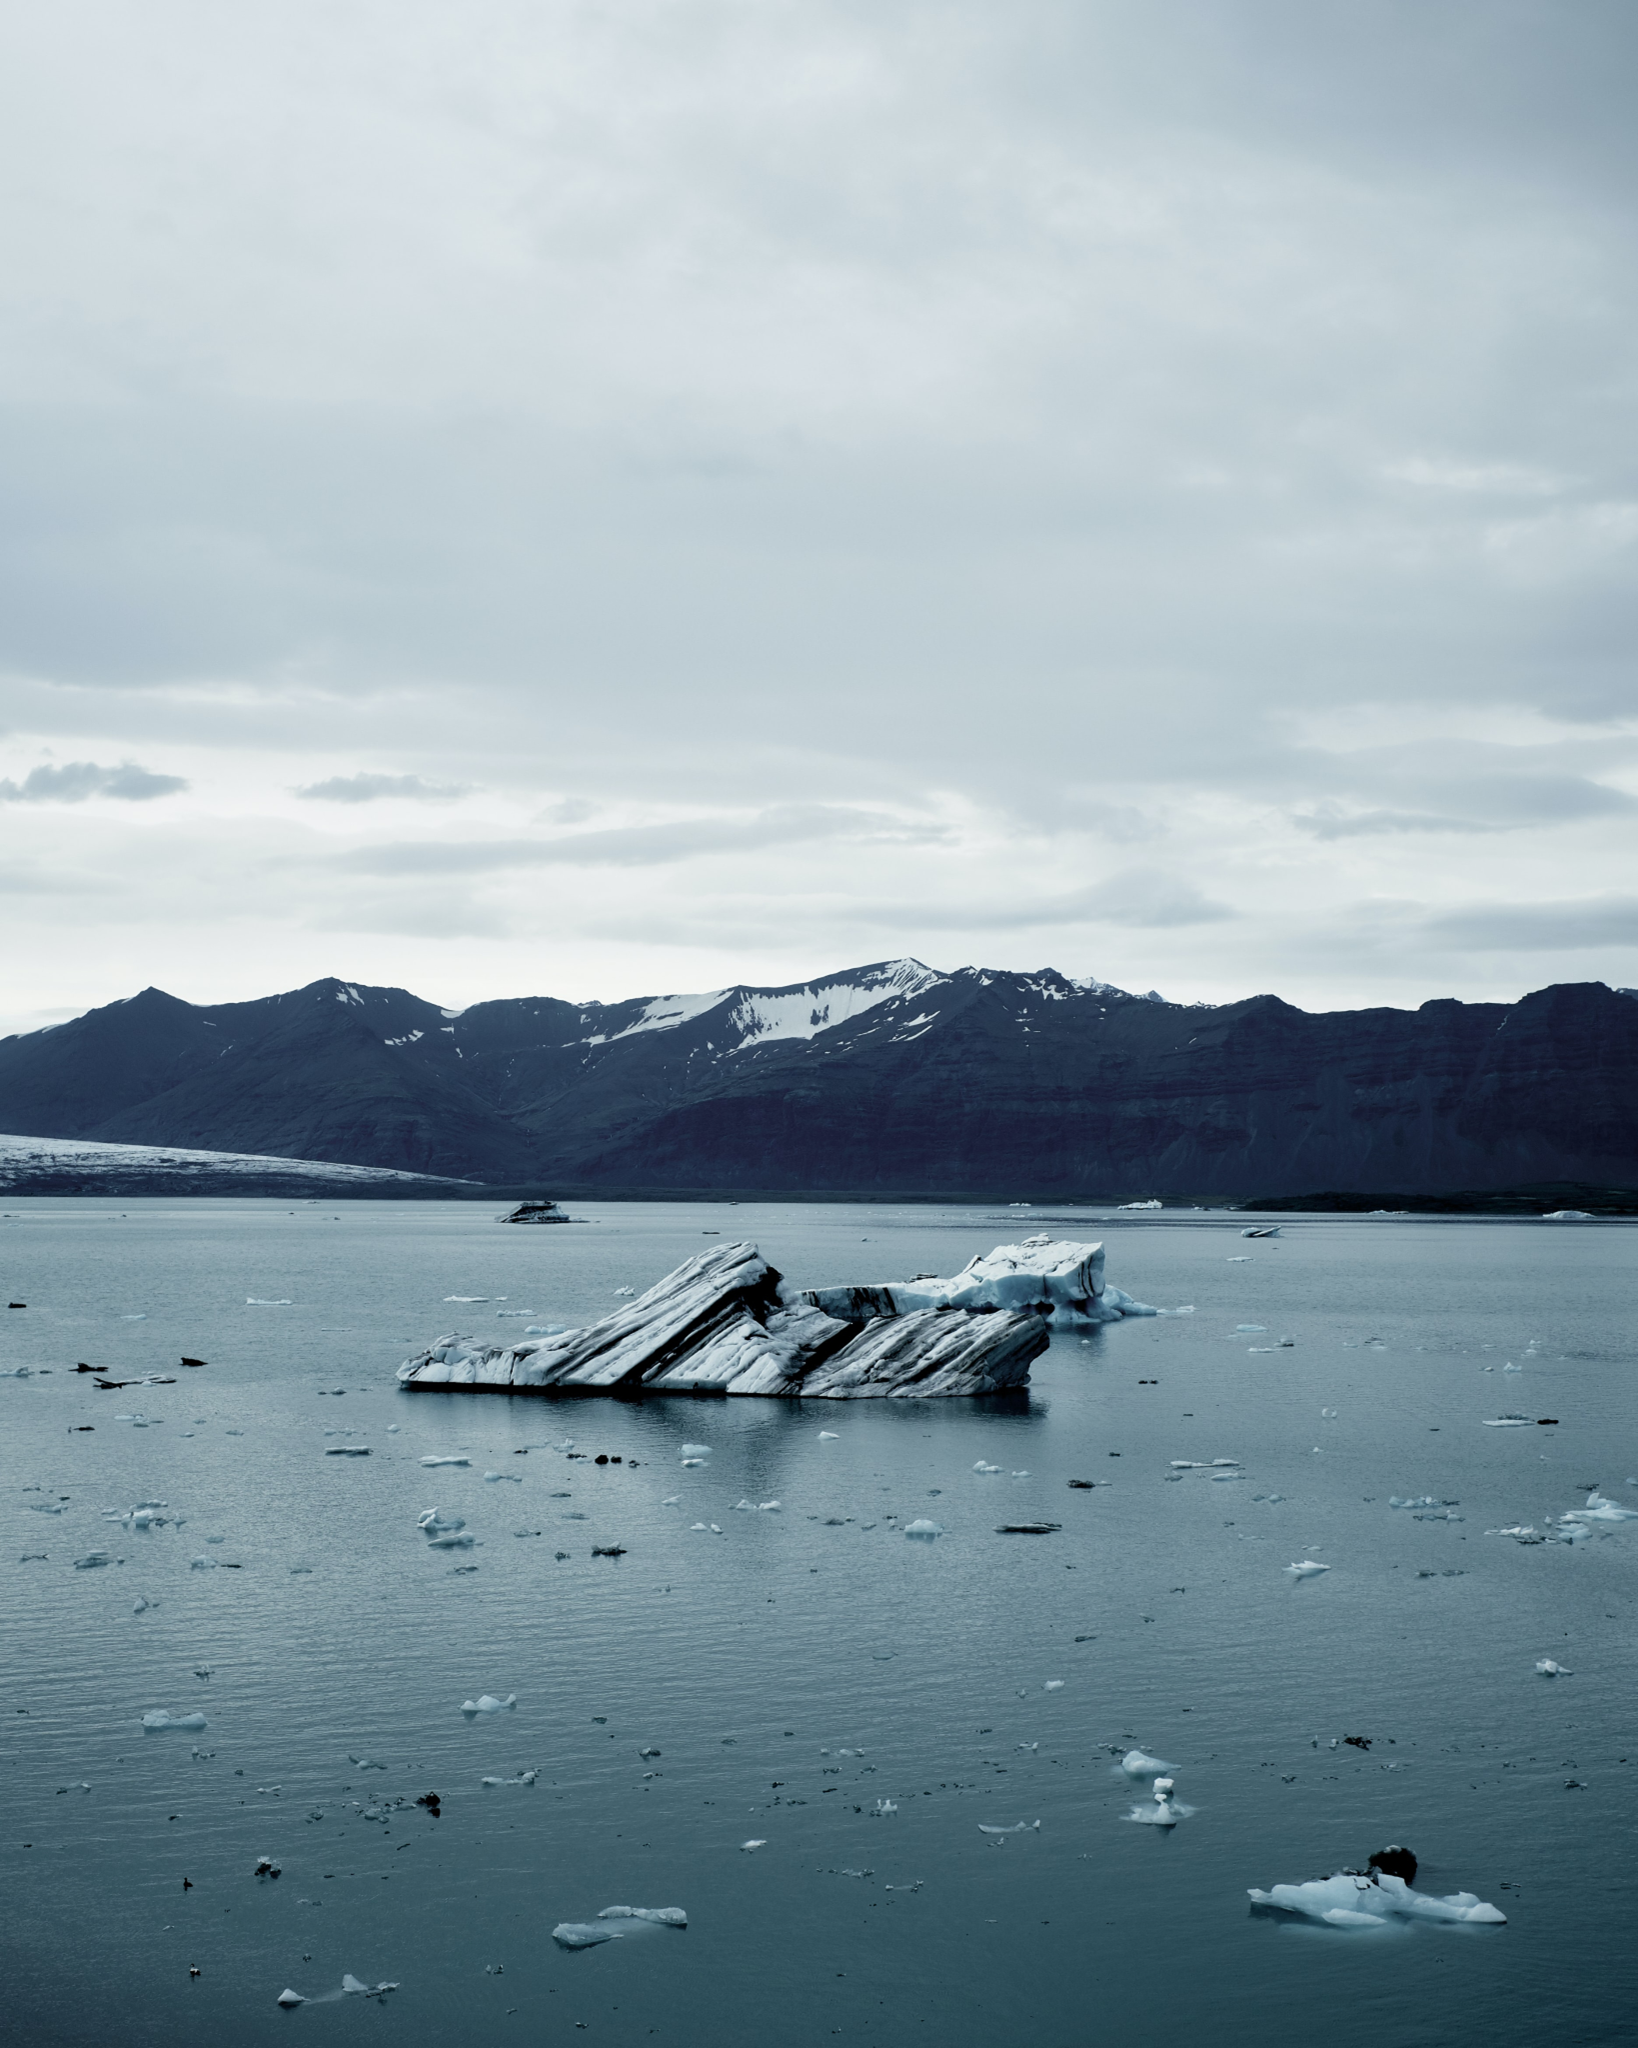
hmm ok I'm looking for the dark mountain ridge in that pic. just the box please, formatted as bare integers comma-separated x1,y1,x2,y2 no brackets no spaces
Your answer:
2,960,1634,1199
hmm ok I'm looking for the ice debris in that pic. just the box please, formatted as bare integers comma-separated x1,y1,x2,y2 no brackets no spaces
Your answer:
903,1519,943,1540
1286,1560,1330,1577
740,1839,766,1851
1120,1750,1172,1777
1535,1659,1571,1676
419,1455,470,1467
460,1693,517,1716
598,1906,686,1925
143,1710,208,1732
977,1821,1040,1836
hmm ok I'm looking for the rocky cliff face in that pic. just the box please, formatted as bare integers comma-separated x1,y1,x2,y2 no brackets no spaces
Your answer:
1,962,1634,1197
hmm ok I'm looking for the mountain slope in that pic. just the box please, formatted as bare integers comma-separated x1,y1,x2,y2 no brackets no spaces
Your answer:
1,963,1635,1197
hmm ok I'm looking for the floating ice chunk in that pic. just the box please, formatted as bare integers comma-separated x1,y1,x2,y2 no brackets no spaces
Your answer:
554,1922,619,1949
190,1554,219,1570
341,1975,399,1999
1483,1417,1531,1428
903,1519,943,1539
1043,1680,1064,1691
1120,1750,1172,1777
1503,1362,1522,1373
1563,1493,1638,1525
740,1839,766,1851
420,1455,470,1467
30,1500,68,1515
1128,1776,1194,1826
598,1906,686,1925
973,1461,1002,1474
1170,1461,1205,1469
613,1287,637,1298
1211,1471,1243,1482
481,1770,539,1786
1287,1560,1330,1577
681,1443,711,1459
276,1988,306,2007
1542,1210,1593,1220
758,1501,781,1511
483,1471,523,1483
444,1296,489,1303
1535,1658,1571,1676
72,1548,113,1569
661,1496,679,1507
460,1694,517,1716
977,1821,1040,1835
874,1799,898,1815
1247,1870,1504,1927
818,1431,839,1439
246,1298,292,1306
325,1445,371,1457
1156,1305,1195,1315
143,1710,208,1731
1235,1324,1266,1333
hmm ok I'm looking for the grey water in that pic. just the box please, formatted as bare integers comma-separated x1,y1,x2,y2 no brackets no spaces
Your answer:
2,1199,1635,2048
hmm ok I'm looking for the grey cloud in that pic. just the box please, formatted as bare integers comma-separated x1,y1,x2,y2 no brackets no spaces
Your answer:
1294,807,1507,841
297,772,467,803
0,761,187,803
1425,898,1638,953
334,806,948,876
865,870,1236,933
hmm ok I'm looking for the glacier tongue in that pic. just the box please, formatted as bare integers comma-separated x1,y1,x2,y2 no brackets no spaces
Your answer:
396,1236,1154,1401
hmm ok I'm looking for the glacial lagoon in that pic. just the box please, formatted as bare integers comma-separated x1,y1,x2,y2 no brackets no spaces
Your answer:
2,1199,1635,2045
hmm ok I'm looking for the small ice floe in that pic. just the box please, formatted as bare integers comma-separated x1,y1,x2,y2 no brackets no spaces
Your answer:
482,1470,523,1483
973,1461,1002,1474
1043,1679,1065,1691
903,1519,943,1540
143,1710,208,1732
613,1287,636,1298
73,1550,113,1569
818,1430,839,1439
1156,1305,1195,1316
1287,1559,1330,1577
599,1906,686,1926
1483,1416,1531,1428
420,1455,470,1467
1170,1460,1205,1470
1227,1256,1251,1262
245,1298,292,1306
680,1443,711,1459
417,1507,473,1548
978,1821,1040,1836
1127,1776,1194,1827
1236,1324,1266,1333
460,1694,517,1716
1562,1493,1638,1526
1535,1658,1571,1676
661,1496,679,1506
874,1798,899,1815
740,1839,767,1851
1241,1226,1281,1238
281,1975,397,2004
189,1554,219,1570
1120,1749,1172,1778
1211,1471,1243,1483
1503,1361,1522,1373
553,1923,618,1949
1248,1864,1505,1929
444,1296,489,1303
325,1445,370,1457
1542,1210,1593,1221
481,1770,539,1787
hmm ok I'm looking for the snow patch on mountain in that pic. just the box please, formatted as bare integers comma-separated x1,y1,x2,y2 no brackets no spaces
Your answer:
583,960,946,1053
726,961,945,1051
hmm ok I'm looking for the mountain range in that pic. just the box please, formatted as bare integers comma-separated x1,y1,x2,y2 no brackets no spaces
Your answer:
1,960,1635,1200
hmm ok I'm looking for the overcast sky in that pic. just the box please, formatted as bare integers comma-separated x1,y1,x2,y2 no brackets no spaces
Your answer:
2,0,1635,1033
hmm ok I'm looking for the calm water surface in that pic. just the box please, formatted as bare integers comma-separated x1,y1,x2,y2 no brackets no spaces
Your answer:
2,1200,1635,2047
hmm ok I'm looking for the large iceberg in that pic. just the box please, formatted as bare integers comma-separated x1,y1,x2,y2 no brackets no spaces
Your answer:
397,1238,1154,1401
